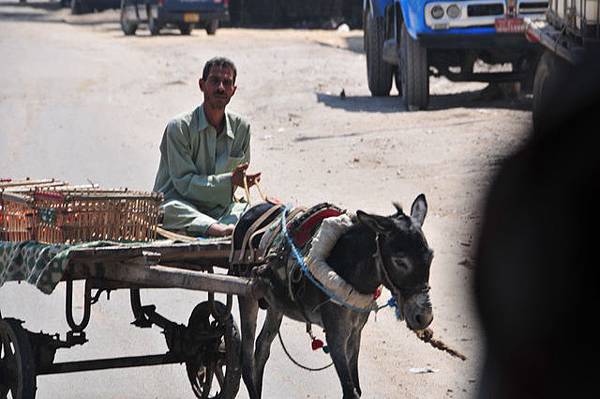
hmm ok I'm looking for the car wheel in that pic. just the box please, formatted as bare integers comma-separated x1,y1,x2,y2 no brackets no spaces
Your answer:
206,19,218,35
120,0,138,35
179,24,192,35
70,0,88,15
365,10,393,96
400,22,429,111
147,5,161,35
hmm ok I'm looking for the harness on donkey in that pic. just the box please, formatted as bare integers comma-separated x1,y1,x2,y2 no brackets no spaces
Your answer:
230,202,347,305
229,202,384,361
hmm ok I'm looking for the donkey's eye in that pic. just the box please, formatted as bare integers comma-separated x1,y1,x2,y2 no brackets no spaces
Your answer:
391,256,410,272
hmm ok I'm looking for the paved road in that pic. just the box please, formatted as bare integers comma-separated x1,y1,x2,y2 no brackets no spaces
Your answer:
0,1,533,398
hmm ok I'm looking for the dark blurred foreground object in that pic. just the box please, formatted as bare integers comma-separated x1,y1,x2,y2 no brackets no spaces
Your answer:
474,58,600,398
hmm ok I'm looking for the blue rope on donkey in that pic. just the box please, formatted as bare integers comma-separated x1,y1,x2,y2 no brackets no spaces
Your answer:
280,206,397,315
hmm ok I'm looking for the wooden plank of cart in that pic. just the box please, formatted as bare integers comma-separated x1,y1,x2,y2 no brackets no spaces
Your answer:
0,238,266,399
0,179,264,399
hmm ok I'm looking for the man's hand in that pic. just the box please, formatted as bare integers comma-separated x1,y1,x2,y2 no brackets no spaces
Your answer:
232,163,261,188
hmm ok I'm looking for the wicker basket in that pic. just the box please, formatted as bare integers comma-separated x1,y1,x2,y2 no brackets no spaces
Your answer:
1,181,163,244
0,192,35,241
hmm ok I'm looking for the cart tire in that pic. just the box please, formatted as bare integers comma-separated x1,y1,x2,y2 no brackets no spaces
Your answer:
120,0,138,36
365,10,393,96
0,318,37,399
179,24,192,35
400,22,429,111
206,20,218,35
532,51,570,134
186,301,241,399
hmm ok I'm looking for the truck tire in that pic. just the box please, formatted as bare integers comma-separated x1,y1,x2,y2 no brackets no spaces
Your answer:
399,23,429,111
365,11,393,96
206,20,218,35
532,51,570,134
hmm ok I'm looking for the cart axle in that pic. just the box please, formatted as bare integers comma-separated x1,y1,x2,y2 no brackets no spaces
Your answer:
37,353,182,375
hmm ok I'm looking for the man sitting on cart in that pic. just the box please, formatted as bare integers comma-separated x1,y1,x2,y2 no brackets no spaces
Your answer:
153,57,261,237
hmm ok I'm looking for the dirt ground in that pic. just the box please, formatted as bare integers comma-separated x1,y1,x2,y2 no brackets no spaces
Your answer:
0,1,533,398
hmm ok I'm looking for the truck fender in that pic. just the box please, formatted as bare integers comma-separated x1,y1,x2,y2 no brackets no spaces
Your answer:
395,0,419,40
365,0,394,19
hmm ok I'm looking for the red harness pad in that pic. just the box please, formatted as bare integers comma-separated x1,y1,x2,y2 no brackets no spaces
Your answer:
291,207,344,248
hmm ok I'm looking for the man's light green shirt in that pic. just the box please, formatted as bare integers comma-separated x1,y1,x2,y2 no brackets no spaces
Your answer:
153,105,250,232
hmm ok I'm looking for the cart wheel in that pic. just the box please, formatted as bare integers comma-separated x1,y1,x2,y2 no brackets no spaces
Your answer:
205,20,218,35
186,301,241,399
0,318,37,399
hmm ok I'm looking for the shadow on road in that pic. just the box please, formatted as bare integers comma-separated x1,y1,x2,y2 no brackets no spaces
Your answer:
317,87,532,113
316,92,403,113
314,35,364,55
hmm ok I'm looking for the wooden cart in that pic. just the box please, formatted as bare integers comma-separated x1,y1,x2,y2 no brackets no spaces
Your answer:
0,238,266,399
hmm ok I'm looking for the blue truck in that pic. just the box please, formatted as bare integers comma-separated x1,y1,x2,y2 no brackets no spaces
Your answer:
364,0,548,110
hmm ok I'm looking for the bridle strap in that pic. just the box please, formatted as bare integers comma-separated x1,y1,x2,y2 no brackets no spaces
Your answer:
373,234,402,297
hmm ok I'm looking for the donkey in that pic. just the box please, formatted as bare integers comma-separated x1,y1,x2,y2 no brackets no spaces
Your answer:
237,194,434,399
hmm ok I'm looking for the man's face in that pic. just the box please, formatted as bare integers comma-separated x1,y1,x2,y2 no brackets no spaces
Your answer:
199,66,237,110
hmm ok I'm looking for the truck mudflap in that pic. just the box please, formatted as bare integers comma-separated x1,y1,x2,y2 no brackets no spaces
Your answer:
524,18,582,64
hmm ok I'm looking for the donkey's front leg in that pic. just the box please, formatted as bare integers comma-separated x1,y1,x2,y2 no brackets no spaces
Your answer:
238,296,260,399
254,309,283,397
322,306,360,399
348,324,366,397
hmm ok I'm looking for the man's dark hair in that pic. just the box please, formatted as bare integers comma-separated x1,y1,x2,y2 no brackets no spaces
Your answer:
202,57,237,83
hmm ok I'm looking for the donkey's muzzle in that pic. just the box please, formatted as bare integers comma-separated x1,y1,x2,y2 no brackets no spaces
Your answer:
404,292,434,331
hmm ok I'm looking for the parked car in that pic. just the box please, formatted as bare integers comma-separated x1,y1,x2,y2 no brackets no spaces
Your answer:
64,0,120,14
364,0,548,110
120,0,229,36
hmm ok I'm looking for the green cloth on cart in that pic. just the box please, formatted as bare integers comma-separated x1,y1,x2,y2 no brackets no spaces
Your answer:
0,241,119,295
0,241,70,294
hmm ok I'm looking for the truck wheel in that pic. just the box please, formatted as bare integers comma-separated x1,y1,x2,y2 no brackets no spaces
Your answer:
365,11,393,96
120,0,138,36
206,20,219,35
179,24,192,35
532,51,570,134
399,23,429,111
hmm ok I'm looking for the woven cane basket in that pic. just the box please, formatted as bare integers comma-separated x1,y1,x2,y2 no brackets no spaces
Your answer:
1,179,163,244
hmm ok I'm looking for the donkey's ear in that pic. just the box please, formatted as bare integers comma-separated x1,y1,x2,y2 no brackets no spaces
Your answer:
356,210,395,234
410,194,428,227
